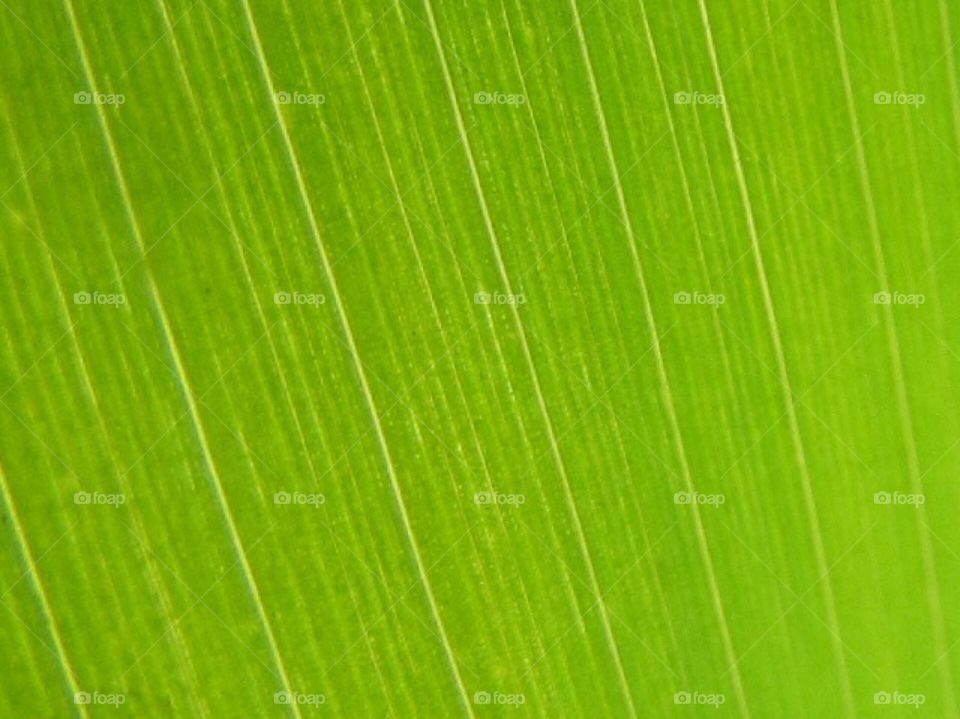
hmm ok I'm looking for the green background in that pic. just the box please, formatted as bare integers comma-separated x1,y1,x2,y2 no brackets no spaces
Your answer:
2,0,959,716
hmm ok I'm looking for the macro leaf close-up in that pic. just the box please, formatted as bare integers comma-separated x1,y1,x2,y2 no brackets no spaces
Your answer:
3,0,960,716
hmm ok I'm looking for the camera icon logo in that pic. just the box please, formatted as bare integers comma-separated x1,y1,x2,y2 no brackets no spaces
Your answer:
474,292,491,305
674,691,692,704
73,291,91,305
873,291,891,305
275,92,292,105
274,691,291,705
74,491,91,505
74,92,92,105
474,92,491,105
74,692,91,705
274,291,291,305
473,691,491,705
674,92,692,105
874,92,891,105
673,291,691,305
274,492,291,505
874,691,891,705
874,492,891,505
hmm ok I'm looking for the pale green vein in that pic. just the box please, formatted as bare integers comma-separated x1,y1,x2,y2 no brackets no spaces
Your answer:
419,0,638,715
698,2,852,715
567,0,747,714
60,3,302,716
0,463,87,719
827,2,957,714
239,3,477,716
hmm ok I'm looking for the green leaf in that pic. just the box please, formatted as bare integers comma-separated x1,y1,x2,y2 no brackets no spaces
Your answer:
2,0,960,716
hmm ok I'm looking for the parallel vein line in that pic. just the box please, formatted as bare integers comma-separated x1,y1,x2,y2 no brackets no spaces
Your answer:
699,2,854,715
827,2,957,714
60,4,301,716
336,0,543,685
2,100,210,718
569,0,746,713
0,463,87,719
239,3,475,717
502,0,685,685
421,0,636,714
